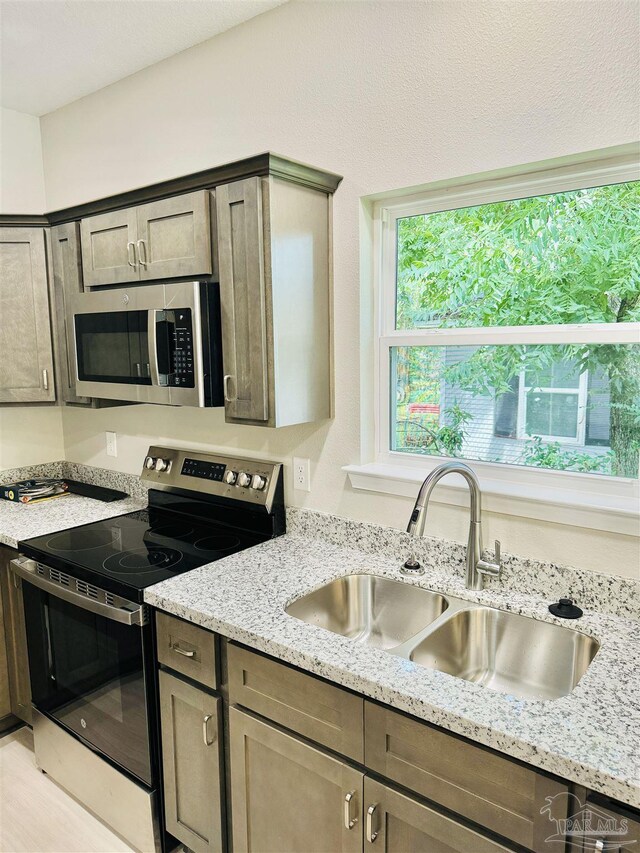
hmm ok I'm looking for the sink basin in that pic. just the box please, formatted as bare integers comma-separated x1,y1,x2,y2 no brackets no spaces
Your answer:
285,574,448,649
410,607,599,700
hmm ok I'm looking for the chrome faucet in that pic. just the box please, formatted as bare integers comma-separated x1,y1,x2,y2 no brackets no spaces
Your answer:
402,461,502,590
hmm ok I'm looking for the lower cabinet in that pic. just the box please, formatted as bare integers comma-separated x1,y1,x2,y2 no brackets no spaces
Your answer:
159,669,224,853
229,707,512,853
363,777,511,853
0,547,32,725
229,707,363,853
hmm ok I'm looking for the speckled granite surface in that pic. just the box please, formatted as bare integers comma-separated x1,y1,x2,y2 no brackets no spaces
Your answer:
0,462,146,549
287,508,640,620
145,508,640,807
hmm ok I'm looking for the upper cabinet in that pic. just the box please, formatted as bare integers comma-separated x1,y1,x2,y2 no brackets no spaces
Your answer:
216,177,331,427
50,222,91,405
0,227,56,403
80,190,214,287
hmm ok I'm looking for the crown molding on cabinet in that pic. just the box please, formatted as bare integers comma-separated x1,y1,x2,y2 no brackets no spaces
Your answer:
0,214,50,227
0,153,342,229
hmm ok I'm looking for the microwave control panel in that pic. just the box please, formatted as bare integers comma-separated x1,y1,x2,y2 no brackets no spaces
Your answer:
170,309,195,387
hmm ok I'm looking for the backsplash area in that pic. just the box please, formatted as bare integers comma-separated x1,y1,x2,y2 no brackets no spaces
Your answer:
287,507,640,621
2,461,636,620
0,461,149,501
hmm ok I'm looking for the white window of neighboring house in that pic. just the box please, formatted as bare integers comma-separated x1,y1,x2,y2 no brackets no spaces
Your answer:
517,362,588,445
345,147,640,533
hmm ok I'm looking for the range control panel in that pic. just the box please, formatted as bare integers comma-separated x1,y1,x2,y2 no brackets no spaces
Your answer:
141,445,281,509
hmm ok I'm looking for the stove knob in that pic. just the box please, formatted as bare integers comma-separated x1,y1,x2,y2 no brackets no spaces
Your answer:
251,474,267,491
237,472,251,488
224,470,237,485
155,458,170,472
145,456,156,470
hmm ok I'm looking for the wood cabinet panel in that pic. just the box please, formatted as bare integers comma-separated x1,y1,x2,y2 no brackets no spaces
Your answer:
80,208,137,286
137,191,213,280
0,227,55,403
50,222,92,405
215,177,269,422
156,611,217,690
364,701,568,852
230,707,363,853
0,547,31,724
363,777,513,853
159,670,224,853
228,643,364,762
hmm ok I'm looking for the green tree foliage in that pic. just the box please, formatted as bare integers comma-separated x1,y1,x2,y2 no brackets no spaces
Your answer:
396,182,640,476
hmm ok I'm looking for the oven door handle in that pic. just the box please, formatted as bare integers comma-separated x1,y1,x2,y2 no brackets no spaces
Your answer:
10,558,148,627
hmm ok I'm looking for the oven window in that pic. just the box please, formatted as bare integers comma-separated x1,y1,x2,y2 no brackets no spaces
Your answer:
75,310,152,385
22,583,153,786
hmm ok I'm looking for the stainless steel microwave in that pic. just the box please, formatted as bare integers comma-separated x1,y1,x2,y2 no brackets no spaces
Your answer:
70,281,223,406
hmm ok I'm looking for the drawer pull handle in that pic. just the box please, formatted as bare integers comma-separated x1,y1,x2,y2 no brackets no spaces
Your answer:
127,241,137,268
203,713,215,746
171,643,195,658
344,790,357,830
366,804,378,843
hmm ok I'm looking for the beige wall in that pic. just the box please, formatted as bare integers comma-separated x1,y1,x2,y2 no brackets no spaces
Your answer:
0,108,65,467
36,1,639,576
0,107,47,213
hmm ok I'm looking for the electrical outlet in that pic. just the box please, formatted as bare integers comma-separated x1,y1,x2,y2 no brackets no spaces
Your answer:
105,431,118,458
292,457,311,491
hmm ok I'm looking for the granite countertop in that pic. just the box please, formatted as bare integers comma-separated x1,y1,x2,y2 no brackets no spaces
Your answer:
145,510,640,809
0,462,146,550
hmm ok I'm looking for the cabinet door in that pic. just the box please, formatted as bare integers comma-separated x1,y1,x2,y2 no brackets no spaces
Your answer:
136,191,213,281
80,207,138,286
159,670,223,853
230,707,363,853
365,701,567,851
363,778,513,853
0,548,32,724
50,222,92,404
0,227,55,403
215,177,269,422
580,801,640,853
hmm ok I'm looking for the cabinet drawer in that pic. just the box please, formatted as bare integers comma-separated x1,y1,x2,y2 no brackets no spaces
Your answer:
365,702,568,852
228,644,364,762
156,612,217,690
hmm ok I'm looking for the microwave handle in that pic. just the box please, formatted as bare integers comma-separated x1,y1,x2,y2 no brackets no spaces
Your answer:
148,310,174,387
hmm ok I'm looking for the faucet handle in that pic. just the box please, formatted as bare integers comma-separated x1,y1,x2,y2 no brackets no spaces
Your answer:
477,540,502,578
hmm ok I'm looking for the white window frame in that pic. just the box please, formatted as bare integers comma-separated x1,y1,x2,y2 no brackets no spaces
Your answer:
344,147,640,536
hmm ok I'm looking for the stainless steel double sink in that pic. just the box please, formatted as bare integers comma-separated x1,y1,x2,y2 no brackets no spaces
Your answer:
285,574,599,701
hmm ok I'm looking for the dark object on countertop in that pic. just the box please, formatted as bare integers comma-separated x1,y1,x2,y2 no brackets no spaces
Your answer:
549,598,583,619
1,478,68,503
64,479,129,502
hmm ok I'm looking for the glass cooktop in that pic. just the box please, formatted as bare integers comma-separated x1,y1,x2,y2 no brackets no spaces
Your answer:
19,508,267,601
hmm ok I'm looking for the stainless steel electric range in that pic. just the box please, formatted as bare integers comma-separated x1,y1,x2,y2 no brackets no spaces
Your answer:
11,446,284,852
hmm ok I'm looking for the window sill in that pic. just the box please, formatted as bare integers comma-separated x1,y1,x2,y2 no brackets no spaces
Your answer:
342,460,640,536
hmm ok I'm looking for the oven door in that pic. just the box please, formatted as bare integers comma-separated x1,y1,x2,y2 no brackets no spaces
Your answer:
13,558,154,786
70,281,206,406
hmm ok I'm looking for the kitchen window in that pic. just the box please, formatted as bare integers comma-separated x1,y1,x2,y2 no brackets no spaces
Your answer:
347,149,640,532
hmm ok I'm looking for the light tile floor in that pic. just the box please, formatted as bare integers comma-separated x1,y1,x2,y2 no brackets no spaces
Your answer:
0,727,134,853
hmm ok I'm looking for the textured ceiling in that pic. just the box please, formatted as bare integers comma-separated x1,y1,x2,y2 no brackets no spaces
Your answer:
0,0,287,116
